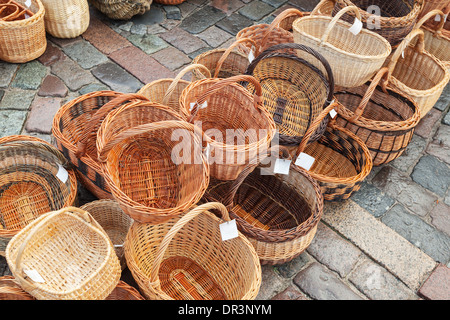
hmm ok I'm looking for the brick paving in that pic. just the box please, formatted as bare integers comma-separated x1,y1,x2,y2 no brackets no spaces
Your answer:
0,0,449,300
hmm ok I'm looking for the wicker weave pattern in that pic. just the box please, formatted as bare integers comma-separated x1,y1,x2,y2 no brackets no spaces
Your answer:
88,0,152,20
40,0,89,38
0,276,35,300
105,280,145,300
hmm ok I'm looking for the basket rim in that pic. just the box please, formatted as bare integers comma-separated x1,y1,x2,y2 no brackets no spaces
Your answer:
0,0,45,27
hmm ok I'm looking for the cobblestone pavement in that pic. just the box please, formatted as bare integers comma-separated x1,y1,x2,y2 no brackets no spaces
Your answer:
0,0,449,300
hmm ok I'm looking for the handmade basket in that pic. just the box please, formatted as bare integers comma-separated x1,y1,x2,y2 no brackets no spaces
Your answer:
0,135,78,256
205,147,324,265
105,281,145,300
191,38,258,81
418,0,448,20
245,42,335,147
0,276,35,300
414,9,450,71
5,206,122,300
80,199,133,270
124,202,262,300
385,29,450,118
0,3,23,21
0,0,46,63
52,91,147,199
334,68,421,166
88,0,152,20
332,0,424,47
97,110,209,224
288,103,373,201
236,8,303,55
179,75,276,181
278,0,336,31
137,64,211,119
293,5,392,88
40,0,89,38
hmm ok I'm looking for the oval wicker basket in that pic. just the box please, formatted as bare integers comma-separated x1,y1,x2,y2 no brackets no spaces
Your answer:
5,206,122,300
334,67,421,166
289,103,373,201
179,75,277,181
0,0,46,63
97,104,210,224
40,0,89,38
105,280,145,300
332,0,424,47
205,147,324,265
124,202,262,300
138,63,211,119
293,5,392,88
80,199,133,270
0,276,35,300
0,135,78,256
245,42,335,147
385,28,450,118
88,0,152,20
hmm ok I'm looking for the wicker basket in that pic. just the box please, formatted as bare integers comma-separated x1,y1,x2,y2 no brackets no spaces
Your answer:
332,0,424,47
385,28,450,118
105,281,145,300
0,135,78,256
0,3,26,21
191,38,258,81
236,8,304,55
0,276,35,300
179,75,276,181
205,147,324,265
278,0,336,31
80,199,133,270
0,0,46,63
5,206,122,300
97,110,209,224
40,0,89,38
414,9,450,71
245,42,335,147
293,5,392,88
418,0,448,20
52,91,148,199
289,103,373,201
88,0,152,20
334,68,421,166
137,63,211,119
124,202,261,300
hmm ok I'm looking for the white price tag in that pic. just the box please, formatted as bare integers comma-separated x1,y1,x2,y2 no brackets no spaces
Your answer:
220,219,239,241
273,158,291,175
349,18,363,36
329,109,337,119
56,164,69,183
204,143,211,161
189,101,208,112
401,50,405,59
25,0,31,7
295,152,315,170
24,269,45,283
248,49,255,63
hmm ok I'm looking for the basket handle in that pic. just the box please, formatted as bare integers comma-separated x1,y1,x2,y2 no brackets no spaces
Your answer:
0,4,19,21
351,67,390,121
75,93,149,158
294,102,340,158
414,9,446,36
246,42,335,103
386,29,425,76
97,120,211,163
311,0,336,15
12,207,100,293
214,38,259,78
149,202,231,288
260,8,304,51
188,75,263,122
161,64,212,105
320,5,362,44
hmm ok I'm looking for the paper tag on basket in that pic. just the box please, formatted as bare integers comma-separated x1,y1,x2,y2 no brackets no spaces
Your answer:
401,50,405,59
220,219,239,241
190,101,208,112
25,0,31,7
295,152,315,171
114,244,124,248
24,269,45,283
435,14,448,22
349,18,363,36
329,109,337,119
273,158,291,175
56,164,69,183
204,143,211,161
248,48,255,63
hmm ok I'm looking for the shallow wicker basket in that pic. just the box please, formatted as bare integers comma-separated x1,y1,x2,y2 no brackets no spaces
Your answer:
0,0,46,63
293,5,392,88
0,276,35,300
385,28,450,118
124,202,262,300
40,0,89,38
81,199,133,270
105,280,145,300
334,67,421,166
205,147,324,265
0,135,78,256
5,206,122,300
88,0,152,20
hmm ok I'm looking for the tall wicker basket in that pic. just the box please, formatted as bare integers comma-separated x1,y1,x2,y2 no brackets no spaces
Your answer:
40,0,89,38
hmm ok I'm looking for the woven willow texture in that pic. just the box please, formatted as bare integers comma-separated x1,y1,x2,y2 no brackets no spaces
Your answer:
88,0,152,20
40,0,89,38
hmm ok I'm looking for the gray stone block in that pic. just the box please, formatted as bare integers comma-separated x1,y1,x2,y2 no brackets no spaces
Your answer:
0,110,28,137
180,5,227,34
350,181,395,217
62,40,108,70
11,61,47,90
0,62,18,88
411,155,450,197
91,62,143,93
